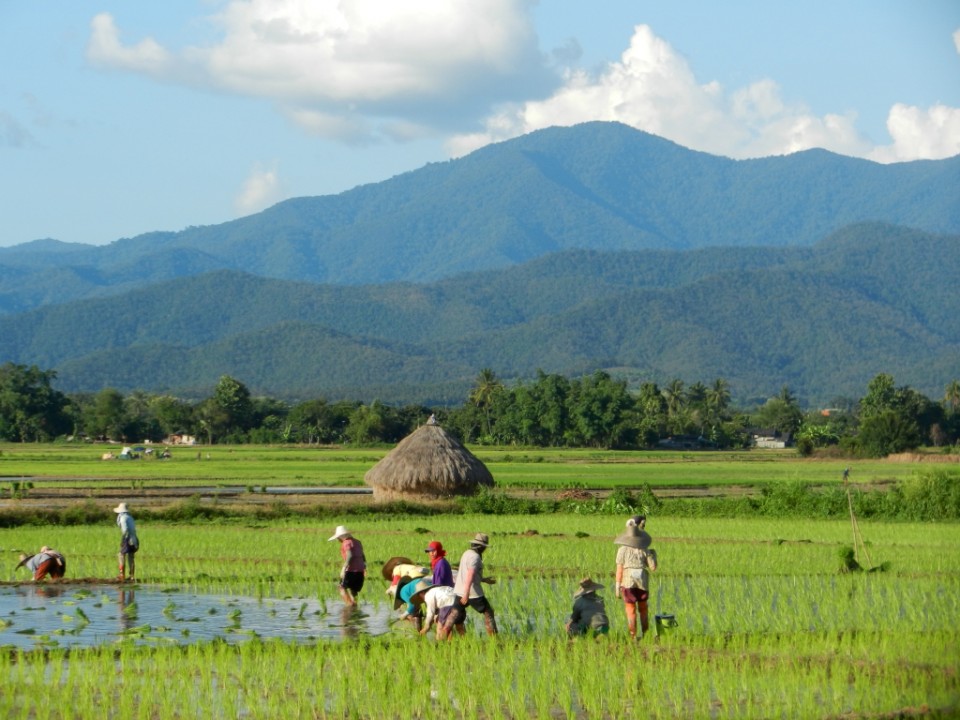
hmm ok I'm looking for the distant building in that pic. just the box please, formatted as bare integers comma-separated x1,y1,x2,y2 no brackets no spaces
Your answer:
750,429,792,449
165,432,198,446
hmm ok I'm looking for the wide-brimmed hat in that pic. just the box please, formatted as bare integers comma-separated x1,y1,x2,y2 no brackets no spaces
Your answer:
574,577,605,597
16,553,31,570
614,524,652,550
381,556,414,581
113,502,129,514
470,532,490,548
327,525,351,542
398,577,433,607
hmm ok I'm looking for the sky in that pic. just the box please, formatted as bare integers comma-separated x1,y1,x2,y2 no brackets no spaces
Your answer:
2,1,959,248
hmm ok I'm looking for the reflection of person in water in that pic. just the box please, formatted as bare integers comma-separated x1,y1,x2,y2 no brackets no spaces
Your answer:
339,603,363,639
118,588,137,632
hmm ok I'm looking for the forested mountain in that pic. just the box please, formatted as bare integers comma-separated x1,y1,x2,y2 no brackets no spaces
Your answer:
1,122,958,315
1,224,957,406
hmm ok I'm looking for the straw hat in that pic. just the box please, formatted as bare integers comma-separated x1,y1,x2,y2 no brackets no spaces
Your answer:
328,525,352,541
614,524,652,550
113,502,129,514
470,532,490,548
381,556,414,581
574,577,605,598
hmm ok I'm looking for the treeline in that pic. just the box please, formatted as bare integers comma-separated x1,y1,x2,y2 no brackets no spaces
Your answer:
2,362,959,458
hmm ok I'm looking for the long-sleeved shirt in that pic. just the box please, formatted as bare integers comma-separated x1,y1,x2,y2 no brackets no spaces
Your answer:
421,586,457,631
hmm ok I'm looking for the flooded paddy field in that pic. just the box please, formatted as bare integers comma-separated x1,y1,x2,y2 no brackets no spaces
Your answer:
0,582,392,649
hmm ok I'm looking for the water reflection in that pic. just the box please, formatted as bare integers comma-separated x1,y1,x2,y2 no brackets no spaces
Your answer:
118,588,137,633
0,584,392,649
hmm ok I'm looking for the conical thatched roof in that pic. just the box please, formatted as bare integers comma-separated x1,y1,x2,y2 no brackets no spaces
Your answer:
364,423,494,500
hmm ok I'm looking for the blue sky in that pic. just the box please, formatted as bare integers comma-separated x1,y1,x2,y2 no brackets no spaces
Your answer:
2,1,958,248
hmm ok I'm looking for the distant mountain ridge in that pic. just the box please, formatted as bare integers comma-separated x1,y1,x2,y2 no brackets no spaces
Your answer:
1,122,959,316
2,223,958,406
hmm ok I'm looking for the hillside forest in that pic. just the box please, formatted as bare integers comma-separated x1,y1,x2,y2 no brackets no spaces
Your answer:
3,363,959,458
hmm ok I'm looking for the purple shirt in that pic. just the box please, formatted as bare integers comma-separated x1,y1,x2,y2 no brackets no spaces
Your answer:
431,557,454,587
340,537,366,573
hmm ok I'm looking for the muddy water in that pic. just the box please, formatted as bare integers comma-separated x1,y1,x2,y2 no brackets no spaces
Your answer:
0,584,394,649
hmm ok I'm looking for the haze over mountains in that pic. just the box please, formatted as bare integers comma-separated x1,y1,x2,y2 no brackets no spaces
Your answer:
1,122,958,407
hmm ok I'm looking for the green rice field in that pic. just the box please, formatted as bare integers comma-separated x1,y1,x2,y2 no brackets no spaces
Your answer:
1,512,958,718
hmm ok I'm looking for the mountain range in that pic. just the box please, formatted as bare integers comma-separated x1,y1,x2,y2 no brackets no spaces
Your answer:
1,122,958,407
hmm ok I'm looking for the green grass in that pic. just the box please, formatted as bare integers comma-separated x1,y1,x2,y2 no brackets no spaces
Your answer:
0,443,921,489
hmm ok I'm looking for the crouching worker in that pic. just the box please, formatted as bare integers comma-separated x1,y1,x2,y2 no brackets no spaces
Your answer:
566,577,609,638
17,546,66,581
397,578,433,630
420,584,462,639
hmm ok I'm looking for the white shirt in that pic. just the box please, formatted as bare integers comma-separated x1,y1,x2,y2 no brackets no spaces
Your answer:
422,586,457,631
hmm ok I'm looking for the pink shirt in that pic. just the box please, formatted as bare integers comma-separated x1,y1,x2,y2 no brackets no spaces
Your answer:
340,537,366,573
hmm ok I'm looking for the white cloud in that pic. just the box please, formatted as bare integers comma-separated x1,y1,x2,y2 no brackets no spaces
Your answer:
86,1,551,141
449,24,960,164
87,13,173,77
870,103,960,162
234,164,283,216
448,25,876,160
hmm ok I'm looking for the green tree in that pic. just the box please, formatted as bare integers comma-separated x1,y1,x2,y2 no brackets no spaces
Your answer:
469,368,505,442
85,388,128,441
857,409,921,457
0,363,71,441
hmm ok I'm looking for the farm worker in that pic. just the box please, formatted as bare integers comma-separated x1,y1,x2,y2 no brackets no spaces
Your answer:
566,577,609,638
114,502,139,582
614,518,658,639
397,577,433,630
419,584,461,639
382,556,429,602
329,525,366,606
443,532,498,636
425,540,454,587
17,546,66,581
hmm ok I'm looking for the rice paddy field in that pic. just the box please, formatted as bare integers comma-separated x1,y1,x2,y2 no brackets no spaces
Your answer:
1,443,958,718
1,513,958,718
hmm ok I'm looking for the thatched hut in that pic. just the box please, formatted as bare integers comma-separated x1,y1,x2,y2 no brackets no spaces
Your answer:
364,421,494,501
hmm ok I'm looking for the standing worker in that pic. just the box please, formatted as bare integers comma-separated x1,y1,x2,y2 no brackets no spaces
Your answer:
114,502,139,582
17,546,66,581
424,540,454,587
329,525,366,606
443,532,498,636
614,518,658,639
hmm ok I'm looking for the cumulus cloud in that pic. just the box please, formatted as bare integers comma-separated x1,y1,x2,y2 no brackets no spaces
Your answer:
86,1,552,141
449,24,960,164
234,163,282,216
870,103,960,162
448,25,876,160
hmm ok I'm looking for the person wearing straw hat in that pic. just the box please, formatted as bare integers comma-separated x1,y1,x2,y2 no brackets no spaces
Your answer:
566,578,609,638
444,532,498,636
328,525,366,606
113,502,139,582
17,546,66,581
396,577,433,630
424,540,454,587
614,518,658,639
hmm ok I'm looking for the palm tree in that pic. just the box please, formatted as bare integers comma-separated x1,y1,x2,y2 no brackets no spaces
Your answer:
469,369,503,439
944,380,960,414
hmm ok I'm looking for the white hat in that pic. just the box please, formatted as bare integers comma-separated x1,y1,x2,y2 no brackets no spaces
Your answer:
113,502,129,514
328,525,351,541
